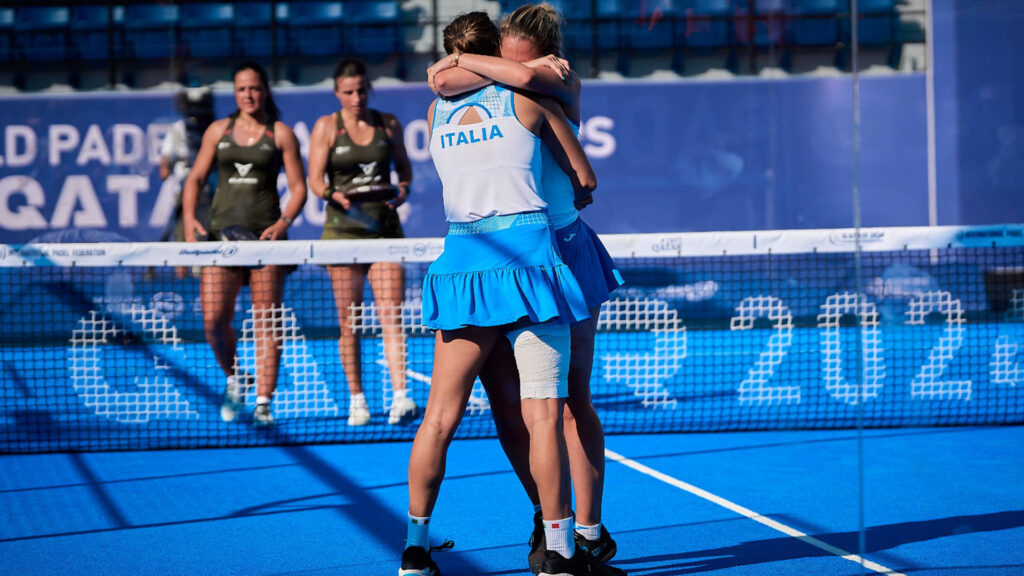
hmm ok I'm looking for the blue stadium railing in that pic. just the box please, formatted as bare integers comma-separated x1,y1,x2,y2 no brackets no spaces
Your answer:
0,0,922,89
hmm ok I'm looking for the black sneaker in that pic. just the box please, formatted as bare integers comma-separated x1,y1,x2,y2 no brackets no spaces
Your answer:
399,540,453,576
537,549,589,576
528,510,546,575
575,525,617,565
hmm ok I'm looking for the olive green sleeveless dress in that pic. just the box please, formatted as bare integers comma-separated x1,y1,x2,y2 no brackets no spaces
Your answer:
321,110,404,240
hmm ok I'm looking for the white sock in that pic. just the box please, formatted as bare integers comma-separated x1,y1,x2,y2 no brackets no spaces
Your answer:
394,388,408,400
406,513,430,550
351,393,367,407
256,395,270,406
575,522,601,541
543,516,575,559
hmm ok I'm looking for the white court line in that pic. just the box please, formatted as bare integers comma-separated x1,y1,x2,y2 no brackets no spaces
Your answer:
377,361,489,408
605,449,906,576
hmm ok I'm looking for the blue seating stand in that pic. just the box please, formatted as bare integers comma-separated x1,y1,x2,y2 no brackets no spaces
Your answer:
234,2,289,61
70,5,122,62
345,1,402,55
789,0,843,46
842,0,900,69
0,7,14,64
122,4,180,61
287,1,346,57
733,0,790,71
16,6,71,62
180,3,235,59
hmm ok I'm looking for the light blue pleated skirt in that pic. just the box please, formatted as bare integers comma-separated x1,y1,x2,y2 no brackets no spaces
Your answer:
422,212,590,330
555,217,625,311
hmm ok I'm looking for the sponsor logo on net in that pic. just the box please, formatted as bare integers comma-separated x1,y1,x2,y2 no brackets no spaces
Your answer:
0,245,10,261
829,230,886,245
11,246,108,259
179,245,238,258
955,226,1024,245
651,236,684,254
386,241,442,258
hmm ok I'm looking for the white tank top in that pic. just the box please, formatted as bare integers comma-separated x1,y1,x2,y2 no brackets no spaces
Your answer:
540,120,581,230
429,85,546,223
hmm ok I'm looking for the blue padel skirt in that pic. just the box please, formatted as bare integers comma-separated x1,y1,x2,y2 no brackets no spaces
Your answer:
422,212,590,330
555,217,625,311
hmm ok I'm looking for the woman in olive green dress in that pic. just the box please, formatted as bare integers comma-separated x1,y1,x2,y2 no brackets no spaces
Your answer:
181,61,308,427
307,58,417,427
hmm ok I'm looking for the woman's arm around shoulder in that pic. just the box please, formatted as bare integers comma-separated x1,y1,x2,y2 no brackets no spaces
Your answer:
429,53,491,98
531,94,596,203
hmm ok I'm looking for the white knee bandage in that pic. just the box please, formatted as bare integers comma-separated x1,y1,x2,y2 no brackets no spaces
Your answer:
505,322,571,400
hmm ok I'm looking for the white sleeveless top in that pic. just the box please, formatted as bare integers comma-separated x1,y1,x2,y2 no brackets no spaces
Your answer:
540,120,581,231
429,85,546,223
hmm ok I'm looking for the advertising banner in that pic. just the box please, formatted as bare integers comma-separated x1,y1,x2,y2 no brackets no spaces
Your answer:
0,76,930,243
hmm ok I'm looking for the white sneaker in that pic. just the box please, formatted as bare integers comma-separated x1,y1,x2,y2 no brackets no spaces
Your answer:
220,374,252,422
253,403,274,426
388,396,419,425
348,401,371,426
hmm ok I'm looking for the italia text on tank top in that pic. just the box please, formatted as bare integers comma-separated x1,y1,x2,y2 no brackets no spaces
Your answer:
210,115,283,235
428,85,546,223
540,120,581,230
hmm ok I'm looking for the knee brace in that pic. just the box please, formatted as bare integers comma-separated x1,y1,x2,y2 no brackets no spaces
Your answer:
505,322,571,400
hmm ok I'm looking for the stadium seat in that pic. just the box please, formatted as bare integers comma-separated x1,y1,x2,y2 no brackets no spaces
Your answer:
70,5,123,61
234,2,289,58
286,1,345,57
853,0,895,46
500,0,594,19
0,7,14,63
180,2,235,59
676,0,735,49
621,0,676,51
562,0,623,53
789,0,843,46
345,1,403,57
15,5,70,61
733,0,788,47
122,4,180,60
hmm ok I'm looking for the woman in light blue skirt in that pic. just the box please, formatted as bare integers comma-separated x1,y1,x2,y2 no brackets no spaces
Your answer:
400,12,598,576
426,4,628,573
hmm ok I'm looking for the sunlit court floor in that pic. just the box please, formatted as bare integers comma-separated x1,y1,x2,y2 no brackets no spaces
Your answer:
2,426,1023,575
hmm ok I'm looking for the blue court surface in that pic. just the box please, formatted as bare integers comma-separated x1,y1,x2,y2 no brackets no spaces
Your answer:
2,425,1022,575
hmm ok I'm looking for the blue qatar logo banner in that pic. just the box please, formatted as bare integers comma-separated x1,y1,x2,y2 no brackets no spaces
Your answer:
0,76,931,244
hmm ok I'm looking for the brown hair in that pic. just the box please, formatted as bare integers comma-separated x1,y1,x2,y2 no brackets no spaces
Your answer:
442,11,501,56
333,58,372,92
500,2,564,58
231,60,281,122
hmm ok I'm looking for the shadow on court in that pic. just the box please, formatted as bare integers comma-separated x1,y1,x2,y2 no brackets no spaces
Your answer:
612,510,1024,575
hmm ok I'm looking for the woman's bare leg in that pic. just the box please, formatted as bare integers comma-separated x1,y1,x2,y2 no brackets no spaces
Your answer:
408,327,500,516
249,265,286,399
327,264,369,396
